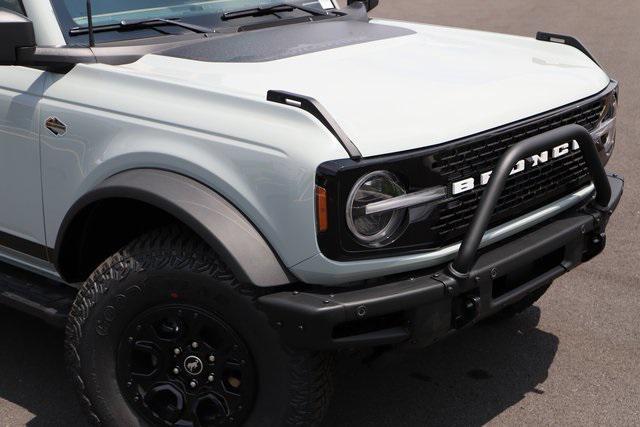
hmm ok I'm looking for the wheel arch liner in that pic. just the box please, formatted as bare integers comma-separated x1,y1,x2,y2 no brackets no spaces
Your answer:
53,169,292,287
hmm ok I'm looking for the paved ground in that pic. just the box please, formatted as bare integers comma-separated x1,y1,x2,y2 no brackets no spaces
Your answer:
1,1,639,426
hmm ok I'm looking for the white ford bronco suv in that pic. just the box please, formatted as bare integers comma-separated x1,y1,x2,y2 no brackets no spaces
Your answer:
0,0,623,425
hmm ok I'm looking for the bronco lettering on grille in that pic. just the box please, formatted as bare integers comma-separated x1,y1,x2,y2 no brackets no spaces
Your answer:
451,140,580,195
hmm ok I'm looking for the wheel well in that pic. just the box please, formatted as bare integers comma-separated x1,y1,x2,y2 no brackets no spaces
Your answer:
55,169,292,287
56,198,178,283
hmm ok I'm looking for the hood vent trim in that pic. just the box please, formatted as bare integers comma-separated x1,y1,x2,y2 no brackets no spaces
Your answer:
267,90,362,159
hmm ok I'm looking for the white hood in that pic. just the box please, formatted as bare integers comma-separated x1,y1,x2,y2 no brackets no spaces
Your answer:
127,19,610,158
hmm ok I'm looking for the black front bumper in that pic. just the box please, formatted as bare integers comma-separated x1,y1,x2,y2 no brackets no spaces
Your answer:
259,125,624,350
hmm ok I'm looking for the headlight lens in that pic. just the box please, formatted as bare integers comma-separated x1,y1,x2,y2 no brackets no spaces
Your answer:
346,171,407,247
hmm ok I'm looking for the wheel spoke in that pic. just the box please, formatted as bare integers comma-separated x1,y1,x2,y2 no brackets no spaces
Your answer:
191,393,229,426
186,313,211,343
136,322,161,342
215,341,250,366
144,383,186,424
128,341,163,379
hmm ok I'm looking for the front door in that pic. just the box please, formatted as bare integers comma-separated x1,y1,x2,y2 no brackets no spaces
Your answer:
0,63,48,260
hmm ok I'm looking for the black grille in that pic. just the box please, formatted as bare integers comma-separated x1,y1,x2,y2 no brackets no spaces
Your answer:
430,97,606,245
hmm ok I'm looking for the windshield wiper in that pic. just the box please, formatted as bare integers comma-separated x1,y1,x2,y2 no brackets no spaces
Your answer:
221,3,327,21
70,18,213,36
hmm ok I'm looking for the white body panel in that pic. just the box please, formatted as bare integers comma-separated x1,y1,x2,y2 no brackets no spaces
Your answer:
39,65,348,272
0,67,46,245
121,19,609,157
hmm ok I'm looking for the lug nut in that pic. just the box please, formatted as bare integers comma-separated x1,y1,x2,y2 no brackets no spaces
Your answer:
208,374,215,382
174,348,181,355
208,355,216,362
191,342,199,349
189,380,197,389
173,367,180,375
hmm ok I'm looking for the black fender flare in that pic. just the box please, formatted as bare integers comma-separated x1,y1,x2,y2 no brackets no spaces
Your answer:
54,169,293,287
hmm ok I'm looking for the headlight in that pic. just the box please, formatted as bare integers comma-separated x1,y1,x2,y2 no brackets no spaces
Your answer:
346,171,407,247
592,92,617,157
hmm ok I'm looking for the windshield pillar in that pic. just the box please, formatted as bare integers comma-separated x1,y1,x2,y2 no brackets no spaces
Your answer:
23,0,66,46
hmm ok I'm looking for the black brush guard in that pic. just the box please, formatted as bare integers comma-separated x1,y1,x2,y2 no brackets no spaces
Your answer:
258,124,624,350
449,124,611,277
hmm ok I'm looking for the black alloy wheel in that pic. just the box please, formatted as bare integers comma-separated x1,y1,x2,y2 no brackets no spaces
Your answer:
117,305,255,426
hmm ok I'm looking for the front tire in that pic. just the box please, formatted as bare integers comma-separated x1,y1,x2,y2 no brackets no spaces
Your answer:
65,227,333,426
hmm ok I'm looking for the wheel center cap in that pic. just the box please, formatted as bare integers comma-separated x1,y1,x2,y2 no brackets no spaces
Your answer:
183,355,203,376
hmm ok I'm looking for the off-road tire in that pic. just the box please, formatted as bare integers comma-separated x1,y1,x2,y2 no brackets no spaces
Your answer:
65,226,333,426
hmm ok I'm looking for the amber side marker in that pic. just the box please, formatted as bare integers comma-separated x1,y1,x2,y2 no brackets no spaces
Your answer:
315,186,328,232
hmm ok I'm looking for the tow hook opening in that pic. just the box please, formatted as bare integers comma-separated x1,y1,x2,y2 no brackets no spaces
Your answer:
452,295,480,329
332,311,406,339
492,248,565,299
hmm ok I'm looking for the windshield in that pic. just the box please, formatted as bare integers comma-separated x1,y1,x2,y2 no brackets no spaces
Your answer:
52,0,334,44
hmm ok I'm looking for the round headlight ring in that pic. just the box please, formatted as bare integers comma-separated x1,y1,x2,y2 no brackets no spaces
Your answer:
345,170,408,247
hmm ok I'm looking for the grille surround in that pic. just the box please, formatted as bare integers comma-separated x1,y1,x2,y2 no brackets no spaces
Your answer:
316,82,617,262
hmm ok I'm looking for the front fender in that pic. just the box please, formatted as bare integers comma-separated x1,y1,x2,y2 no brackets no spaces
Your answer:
54,169,293,287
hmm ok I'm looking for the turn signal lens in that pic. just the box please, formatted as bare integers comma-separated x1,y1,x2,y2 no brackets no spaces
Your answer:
316,186,328,232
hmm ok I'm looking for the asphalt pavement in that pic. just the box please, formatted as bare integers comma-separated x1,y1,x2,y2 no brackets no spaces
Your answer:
1,1,639,426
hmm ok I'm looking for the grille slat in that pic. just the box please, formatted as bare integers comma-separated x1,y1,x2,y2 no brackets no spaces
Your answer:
430,98,605,244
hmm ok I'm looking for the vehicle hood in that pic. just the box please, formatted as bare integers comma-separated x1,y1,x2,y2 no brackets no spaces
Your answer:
122,19,610,158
